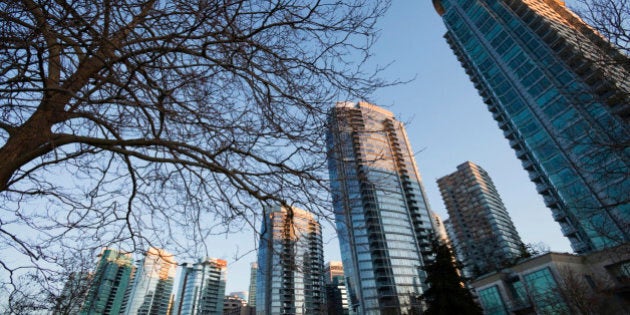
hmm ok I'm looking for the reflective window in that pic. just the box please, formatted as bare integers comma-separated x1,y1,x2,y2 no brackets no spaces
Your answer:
523,268,568,313
477,286,507,315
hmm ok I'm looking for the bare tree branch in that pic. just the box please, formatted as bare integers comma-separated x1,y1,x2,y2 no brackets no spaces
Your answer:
0,0,393,310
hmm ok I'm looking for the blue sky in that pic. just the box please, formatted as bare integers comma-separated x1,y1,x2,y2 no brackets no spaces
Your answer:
222,0,572,294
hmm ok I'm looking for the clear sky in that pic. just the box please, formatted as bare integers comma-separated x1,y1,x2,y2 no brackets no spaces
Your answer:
221,0,573,295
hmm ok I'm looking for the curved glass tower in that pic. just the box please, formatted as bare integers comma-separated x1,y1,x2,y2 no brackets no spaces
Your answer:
327,101,436,314
433,0,630,253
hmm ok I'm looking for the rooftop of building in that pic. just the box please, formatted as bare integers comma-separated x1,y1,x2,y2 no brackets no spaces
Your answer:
335,101,394,118
471,243,630,287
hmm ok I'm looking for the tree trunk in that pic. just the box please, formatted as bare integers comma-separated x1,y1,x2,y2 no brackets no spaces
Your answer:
0,108,57,191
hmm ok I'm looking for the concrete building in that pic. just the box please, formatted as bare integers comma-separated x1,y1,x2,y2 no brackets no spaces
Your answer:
438,161,524,277
256,205,325,314
471,244,630,314
433,0,630,253
327,101,437,314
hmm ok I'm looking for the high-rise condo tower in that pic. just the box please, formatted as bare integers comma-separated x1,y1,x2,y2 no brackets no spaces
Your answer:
433,0,630,253
256,205,325,314
438,161,524,276
327,101,437,314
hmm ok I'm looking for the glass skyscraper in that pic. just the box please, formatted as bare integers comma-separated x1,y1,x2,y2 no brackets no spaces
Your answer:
256,205,325,315
433,0,630,253
122,247,177,315
438,161,524,276
80,248,135,314
327,101,437,314
174,258,227,315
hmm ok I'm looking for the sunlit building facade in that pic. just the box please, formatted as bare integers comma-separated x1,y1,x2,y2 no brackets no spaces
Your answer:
433,0,630,253
80,248,135,314
327,101,437,314
256,205,325,314
432,212,449,244
438,161,524,276
229,291,248,303
325,261,351,315
122,247,177,315
174,258,227,315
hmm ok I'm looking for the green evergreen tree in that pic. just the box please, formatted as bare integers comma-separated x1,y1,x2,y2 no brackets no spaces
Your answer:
421,240,483,315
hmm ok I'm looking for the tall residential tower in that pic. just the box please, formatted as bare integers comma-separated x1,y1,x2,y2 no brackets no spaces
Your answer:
433,0,630,253
122,247,177,315
174,258,227,315
247,262,258,309
438,161,524,276
80,248,135,314
256,205,325,314
327,101,437,314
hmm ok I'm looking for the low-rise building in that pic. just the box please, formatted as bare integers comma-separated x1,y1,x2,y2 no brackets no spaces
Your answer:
471,245,630,314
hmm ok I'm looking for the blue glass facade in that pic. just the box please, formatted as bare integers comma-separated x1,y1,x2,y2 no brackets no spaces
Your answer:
122,247,177,315
327,101,436,314
256,206,325,315
522,267,568,313
175,258,227,315
80,248,134,315
434,0,630,253
477,285,508,315
476,266,568,314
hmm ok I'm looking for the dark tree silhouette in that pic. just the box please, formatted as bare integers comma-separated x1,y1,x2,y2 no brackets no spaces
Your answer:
421,241,483,315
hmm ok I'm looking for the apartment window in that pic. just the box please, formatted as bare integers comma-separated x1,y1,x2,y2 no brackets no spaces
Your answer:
523,267,568,313
606,261,630,283
477,286,508,315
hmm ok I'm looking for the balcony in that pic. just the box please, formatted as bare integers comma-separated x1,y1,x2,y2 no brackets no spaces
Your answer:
572,241,590,253
504,129,515,140
560,224,577,236
521,159,533,171
551,208,566,220
528,171,542,183
543,195,559,207
535,182,549,194
511,141,524,152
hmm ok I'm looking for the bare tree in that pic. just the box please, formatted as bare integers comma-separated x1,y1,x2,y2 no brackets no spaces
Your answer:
573,0,630,57
554,267,621,315
0,0,392,310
